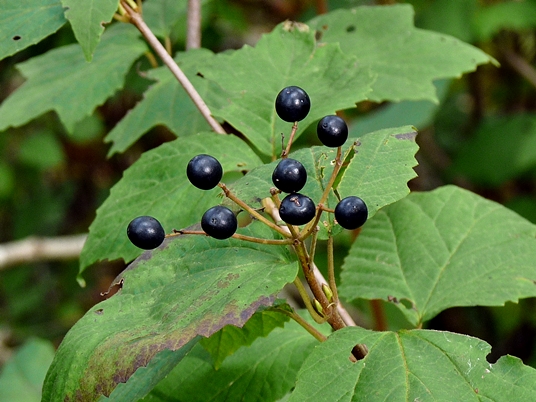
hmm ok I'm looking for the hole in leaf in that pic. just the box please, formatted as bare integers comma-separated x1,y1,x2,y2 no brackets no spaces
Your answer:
94,309,104,315
196,72,204,78
346,25,356,33
315,30,323,41
12,35,21,41
349,344,367,362
400,298,414,310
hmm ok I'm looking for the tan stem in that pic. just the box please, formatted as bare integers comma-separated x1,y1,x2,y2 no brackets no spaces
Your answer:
120,0,225,134
219,183,291,238
169,229,293,245
187,0,202,49
0,234,87,270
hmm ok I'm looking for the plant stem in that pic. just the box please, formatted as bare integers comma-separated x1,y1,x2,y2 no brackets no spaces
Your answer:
297,205,325,241
293,239,346,331
219,183,291,238
120,0,226,134
187,0,202,49
293,277,326,324
308,226,319,265
281,122,298,158
275,307,327,342
327,234,339,304
263,197,360,330
370,300,387,331
318,146,342,206
168,229,293,245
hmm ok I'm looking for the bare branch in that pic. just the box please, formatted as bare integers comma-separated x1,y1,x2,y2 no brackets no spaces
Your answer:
120,0,226,134
0,234,87,270
187,0,202,50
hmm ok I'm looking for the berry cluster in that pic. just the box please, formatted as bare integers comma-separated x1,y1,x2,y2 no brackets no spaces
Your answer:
126,86,368,250
272,86,367,230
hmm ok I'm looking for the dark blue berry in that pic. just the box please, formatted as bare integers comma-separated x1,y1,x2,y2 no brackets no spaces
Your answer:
317,115,348,148
127,216,165,250
272,158,307,193
279,193,316,226
187,154,223,190
201,206,237,239
275,86,311,122
335,196,368,230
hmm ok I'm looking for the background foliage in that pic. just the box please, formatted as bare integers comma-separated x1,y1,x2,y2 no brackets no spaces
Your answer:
2,0,536,400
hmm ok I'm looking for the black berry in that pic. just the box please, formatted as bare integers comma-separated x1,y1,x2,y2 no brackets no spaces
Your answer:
335,196,368,230
201,206,237,240
317,115,348,148
275,86,311,122
127,216,165,250
187,154,223,190
272,158,307,193
279,193,316,226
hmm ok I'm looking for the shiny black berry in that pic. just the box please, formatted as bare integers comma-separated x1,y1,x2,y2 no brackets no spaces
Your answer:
317,115,348,148
275,86,311,122
272,158,307,193
127,216,165,250
279,193,316,226
187,154,223,190
335,196,368,230
201,206,237,240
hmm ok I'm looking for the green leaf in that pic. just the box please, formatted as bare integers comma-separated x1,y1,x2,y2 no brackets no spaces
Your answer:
143,316,325,402
451,114,536,187
229,126,418,238
340,185,536,326
199,305,290,369
0,338,55,402
351,80,450,136
308,4,495,103
289,326,536,401
43,222,298,401
417,0,477,43
0,23,146,133
0,0,66,61
143,0,187,39
80,133,262,272
143,0,214,44
61,0,119,61
98,338,199,402
339,125,419,218
230,146,340,215
200,21,374,158
474,1,536,42
105,49,226,156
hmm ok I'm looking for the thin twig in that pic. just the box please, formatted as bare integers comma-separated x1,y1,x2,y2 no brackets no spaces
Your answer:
318,146,342,206
327,234,339,304
120,0,226,134
293,277,326,324
281,122,298,158
501,47,536,90
187,0,202,49
169,229,293,245
0,234,87,270
219,183,291,238
274,307,327,342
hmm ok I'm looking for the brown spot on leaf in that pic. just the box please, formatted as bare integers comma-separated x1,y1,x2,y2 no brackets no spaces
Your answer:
76,293,276,399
